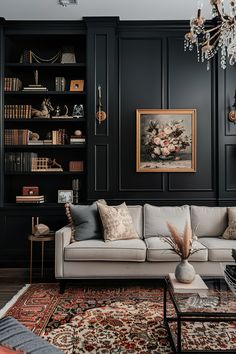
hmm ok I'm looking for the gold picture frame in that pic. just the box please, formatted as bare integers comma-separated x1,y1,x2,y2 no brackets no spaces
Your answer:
136,109,196,172
70,80,84,92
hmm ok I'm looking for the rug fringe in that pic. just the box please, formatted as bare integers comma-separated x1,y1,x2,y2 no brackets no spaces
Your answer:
0,284,30,318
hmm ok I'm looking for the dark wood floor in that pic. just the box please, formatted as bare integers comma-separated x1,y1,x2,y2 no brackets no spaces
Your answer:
0,268,55,310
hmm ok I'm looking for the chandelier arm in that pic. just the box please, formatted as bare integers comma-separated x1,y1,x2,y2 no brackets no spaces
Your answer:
205,24,222,33
201,28,221,46
214,3,224,21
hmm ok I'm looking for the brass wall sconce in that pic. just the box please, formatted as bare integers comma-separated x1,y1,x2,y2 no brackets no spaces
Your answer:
96,85,107,124
228,89,236,124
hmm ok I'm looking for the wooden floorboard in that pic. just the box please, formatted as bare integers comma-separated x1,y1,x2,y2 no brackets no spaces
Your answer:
0,268,55,310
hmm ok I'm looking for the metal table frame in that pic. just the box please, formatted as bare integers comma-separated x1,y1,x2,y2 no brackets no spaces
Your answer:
164,278,236,354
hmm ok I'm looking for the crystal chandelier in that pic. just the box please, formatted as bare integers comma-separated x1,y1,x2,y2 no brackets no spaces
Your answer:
184,0,236,69
58,0,78,7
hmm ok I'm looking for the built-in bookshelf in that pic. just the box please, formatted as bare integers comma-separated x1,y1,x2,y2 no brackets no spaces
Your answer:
4,33,87,206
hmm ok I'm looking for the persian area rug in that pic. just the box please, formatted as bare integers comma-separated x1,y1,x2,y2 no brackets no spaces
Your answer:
1,283,236,354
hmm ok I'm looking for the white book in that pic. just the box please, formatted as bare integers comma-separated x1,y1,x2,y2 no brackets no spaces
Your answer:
168,273,208,293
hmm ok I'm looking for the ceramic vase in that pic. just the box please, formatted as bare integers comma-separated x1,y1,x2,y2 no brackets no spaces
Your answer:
175,259,195,284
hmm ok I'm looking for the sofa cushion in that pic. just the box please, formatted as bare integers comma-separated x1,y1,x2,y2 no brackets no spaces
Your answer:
144,204,191,239
191,206,227,237
199,237,236,261
65,200,106,242
126,205,143,238
97,202,139,241
64,239,146,262
145,237,208,262
223,208,236,239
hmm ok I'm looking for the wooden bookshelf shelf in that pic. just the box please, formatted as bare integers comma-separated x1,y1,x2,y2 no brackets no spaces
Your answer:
4,91,86,95
5,63,86,68
4,118,86,123
5,144,86,149
5,171,85,175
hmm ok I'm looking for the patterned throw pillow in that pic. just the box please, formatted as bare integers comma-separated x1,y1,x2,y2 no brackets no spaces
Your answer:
65,199,106,242
96,202,139,241
223,208,236,240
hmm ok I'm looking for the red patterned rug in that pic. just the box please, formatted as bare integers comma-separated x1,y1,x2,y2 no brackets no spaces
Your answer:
1,283,236,353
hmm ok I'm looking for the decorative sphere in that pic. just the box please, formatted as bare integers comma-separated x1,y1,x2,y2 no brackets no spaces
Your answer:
74,130,82,136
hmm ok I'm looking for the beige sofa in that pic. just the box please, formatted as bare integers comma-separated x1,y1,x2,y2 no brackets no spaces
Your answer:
55,204,235,292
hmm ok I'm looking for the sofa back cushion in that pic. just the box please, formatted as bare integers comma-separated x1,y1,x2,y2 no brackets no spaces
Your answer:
191,206,227,237
126,205,143,238
144,204,191,239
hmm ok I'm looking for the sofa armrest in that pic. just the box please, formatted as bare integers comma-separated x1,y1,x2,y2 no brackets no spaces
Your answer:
55,225,72,278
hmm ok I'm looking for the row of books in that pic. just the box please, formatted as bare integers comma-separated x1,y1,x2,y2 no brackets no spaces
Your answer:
55,77,66,91
4,77,23,91
5,129,30,145
5,152,38,172
16,195,45,203
4,105,32,119
4,129,86,146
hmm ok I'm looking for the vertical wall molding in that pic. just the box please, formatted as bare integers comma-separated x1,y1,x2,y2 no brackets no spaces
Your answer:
0,18,5,208
85,17,119,201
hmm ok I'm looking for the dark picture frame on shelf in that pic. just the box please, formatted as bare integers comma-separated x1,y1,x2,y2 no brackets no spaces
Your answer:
136,109,196,173
70,80,84,92
58,190,73,204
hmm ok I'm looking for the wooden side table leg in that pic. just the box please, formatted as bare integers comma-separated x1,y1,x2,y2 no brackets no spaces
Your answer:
30,239,33,284
41,241,44,279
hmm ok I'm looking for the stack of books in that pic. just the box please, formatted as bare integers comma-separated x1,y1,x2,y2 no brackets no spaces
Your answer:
55,77,66,91
16,195,45,203
22,84,48,92
168,273,208,293
70,135,86,144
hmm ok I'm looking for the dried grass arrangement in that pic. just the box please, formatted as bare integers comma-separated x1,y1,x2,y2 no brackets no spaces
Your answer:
163,222,199,259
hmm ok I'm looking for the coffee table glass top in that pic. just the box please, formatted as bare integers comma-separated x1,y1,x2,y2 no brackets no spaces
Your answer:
167,278,236,315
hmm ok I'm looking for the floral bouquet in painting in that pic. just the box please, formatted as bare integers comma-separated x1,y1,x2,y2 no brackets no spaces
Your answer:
144,119,191,161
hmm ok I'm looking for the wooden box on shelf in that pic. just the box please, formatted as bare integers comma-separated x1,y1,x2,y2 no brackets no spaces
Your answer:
69,161,84,172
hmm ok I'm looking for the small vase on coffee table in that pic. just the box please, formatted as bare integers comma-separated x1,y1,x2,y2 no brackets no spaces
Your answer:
175,259,195,284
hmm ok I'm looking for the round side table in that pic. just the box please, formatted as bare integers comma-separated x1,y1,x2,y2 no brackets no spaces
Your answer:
28,233,55,283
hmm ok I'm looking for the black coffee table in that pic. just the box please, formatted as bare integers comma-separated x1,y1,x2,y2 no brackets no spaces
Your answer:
164,277,236,353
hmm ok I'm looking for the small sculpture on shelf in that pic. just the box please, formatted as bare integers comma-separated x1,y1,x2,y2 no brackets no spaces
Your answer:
31,98,54,118
31,157,63,172
72,104,84,118
29,131,40,141
51,105,72,119
22,70,48,92
48,158,62,169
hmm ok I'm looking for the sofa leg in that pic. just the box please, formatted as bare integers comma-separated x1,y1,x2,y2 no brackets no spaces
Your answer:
59,280,66,294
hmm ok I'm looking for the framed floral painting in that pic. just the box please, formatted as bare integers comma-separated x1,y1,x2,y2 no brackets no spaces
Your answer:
136,109,196,172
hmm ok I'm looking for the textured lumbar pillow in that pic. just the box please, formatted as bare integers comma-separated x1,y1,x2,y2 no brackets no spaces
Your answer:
96,201,139,241
223,208,236,240
65,199,106,242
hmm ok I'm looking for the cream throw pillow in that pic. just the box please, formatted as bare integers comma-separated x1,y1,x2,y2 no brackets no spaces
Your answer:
97,202,139,241
223,208,236,240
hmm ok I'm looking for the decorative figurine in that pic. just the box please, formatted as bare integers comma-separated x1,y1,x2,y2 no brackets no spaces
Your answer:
31,98,54,118
72,104,84,118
